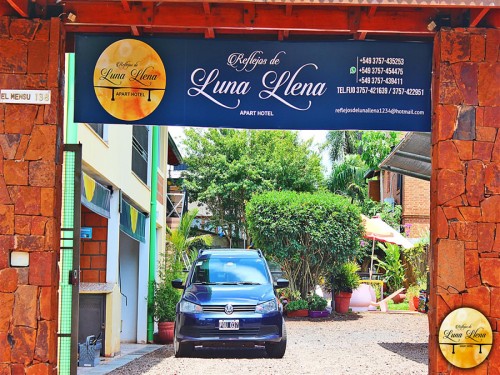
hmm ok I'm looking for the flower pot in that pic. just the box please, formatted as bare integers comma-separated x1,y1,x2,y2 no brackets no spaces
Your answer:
409,296,419,311
308,310,329,318
157,321,175,344
334,292,352,314
392,293,406,304
286,309,309,318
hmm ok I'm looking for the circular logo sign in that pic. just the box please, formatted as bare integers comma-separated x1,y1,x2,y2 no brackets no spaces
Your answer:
93,39,166,121
224,304,234,315
438,307,493,369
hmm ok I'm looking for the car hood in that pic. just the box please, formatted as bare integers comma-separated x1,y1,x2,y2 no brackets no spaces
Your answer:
183,283,275,305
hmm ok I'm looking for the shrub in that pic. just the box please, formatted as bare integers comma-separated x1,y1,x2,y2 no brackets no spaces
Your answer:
285,299,309,312
308,294,328,311
375,243,405,293
247,191,363,298
328,261,361,293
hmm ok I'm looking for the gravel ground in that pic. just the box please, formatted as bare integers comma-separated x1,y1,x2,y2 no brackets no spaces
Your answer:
109,312,428,375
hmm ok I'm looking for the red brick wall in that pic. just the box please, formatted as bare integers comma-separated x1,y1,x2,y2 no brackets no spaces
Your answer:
402,176,430,238
80,206,108,283
0,17,64,374
430,28,499,374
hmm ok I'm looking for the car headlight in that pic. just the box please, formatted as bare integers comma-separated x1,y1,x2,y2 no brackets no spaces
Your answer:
255,299,278,314
179,300,202,313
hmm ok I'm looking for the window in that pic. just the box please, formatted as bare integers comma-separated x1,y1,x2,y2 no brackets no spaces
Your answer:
88,123,104,138
132,126,149,184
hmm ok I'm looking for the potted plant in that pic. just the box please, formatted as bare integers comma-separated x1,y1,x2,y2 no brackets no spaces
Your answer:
374,243,405,295
152,209,213,344
307,294,329,318
285,299,309,317
329,261,361,314
153,273,180,343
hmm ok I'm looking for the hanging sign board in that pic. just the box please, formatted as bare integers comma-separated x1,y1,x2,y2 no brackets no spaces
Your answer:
74,36,432,131
0,90,51,104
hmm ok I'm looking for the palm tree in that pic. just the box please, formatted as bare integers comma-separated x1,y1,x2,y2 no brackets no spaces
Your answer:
165,208,213,269
325,130,362,163
327,154,368,203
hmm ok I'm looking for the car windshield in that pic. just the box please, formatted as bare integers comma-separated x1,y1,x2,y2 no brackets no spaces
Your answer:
190,256,271,285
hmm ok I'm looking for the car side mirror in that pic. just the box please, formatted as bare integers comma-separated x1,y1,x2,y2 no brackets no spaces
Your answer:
275,278,289,289
171,278,184,289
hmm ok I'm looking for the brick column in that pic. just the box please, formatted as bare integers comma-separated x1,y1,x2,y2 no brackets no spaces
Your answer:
0,17,64,374
430,28,499,374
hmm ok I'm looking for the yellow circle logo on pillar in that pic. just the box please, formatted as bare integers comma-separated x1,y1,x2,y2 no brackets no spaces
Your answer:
93,39,166,121
439,307,493,369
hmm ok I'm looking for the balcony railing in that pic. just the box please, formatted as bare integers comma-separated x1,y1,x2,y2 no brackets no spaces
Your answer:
166,192,186,218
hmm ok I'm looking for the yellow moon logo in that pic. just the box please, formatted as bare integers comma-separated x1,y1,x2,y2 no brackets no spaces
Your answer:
438,307,493,369
93,39,166,121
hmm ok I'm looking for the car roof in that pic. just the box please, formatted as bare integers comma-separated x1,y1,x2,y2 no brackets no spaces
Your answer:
198,248,263,258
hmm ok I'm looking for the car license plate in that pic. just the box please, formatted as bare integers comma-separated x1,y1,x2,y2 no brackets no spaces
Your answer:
219,319,239,330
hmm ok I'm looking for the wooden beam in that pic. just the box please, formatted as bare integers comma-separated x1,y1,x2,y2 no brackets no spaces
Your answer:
121,0,131,12
205,27,215,38
368,6,377,18
348,7,361,34
6,0,29,17
203,2,210,14
63,3,440,36
131,25,140,35
0,1,16,16
470,7,489,27
357,31,368,40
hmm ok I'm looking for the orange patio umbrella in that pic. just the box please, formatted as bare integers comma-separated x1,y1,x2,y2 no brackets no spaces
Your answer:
361,214,414,280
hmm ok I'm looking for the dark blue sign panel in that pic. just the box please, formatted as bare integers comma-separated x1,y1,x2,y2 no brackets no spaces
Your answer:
75,36,432,131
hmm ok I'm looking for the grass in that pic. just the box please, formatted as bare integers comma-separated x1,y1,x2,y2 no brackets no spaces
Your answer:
387,300,409,311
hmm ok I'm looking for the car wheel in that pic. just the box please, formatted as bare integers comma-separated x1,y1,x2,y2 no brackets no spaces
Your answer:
174,329,194,358
265,320,287,358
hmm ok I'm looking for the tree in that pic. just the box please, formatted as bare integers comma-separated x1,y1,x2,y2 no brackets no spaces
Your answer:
327,154,368,203
182,129,323,246
165,208,213,264
246,191,363,298
358,131,400,170
325,130,401,204
324,130,361,163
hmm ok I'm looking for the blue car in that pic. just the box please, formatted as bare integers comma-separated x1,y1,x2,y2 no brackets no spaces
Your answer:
171,248,289,358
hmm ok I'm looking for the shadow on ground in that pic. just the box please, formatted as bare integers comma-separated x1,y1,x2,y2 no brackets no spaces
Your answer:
378,342,428,365
107,346,173,374
190,346,269,359
285,312,362,323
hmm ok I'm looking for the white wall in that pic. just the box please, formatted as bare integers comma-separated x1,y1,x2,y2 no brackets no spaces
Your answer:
119,232,139,343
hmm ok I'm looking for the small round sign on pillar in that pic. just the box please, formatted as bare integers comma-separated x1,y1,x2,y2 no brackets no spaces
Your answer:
438,307,493,369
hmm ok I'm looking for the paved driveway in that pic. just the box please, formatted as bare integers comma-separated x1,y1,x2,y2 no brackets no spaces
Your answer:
106,312,428,375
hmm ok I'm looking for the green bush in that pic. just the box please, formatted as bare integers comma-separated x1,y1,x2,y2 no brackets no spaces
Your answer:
308,294,328,311
152,273,180,322
328,261,361,293
375,243,405,293
285,299,309,312
247,191,363,298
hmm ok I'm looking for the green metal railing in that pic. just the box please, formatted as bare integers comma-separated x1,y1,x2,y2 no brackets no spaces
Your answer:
58,145,82,375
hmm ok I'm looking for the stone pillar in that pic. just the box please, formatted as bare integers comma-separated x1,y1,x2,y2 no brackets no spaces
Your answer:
430,28,499,374
0,17,64,374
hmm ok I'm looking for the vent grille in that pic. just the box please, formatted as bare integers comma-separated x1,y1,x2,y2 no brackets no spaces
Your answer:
202,305,256,313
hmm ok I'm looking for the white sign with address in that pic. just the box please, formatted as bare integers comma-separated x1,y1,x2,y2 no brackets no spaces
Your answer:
0,90,51,104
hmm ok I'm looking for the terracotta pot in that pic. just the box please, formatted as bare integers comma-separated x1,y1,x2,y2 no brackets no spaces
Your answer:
286,309,309,318
334,292,352,314
157,321,175,344
392,293,406,304
409,296,419,311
